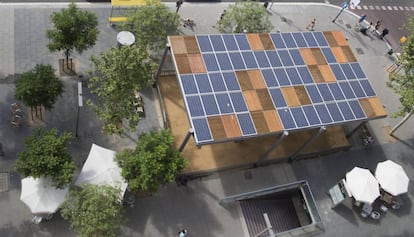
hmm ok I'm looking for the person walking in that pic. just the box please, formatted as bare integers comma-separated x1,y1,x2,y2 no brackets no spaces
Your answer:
264,1,269,9
306,18,316,31
358,14,367,24
380,28,389,39
374,20,382,32
177,229,188,237
176,0,183,13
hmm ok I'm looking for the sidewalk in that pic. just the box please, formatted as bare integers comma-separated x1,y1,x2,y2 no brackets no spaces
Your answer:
0,2,413,237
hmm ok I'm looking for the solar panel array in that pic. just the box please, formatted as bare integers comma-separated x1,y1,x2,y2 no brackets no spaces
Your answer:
169,32,383,145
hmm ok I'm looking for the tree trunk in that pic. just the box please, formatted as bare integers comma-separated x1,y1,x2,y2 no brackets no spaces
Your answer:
389,107,414,136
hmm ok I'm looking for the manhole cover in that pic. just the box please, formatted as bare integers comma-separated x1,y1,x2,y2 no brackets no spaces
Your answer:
338,19,344,24
0,172,10,192
345,23,352,29
355,48,364,55
244,170,253,180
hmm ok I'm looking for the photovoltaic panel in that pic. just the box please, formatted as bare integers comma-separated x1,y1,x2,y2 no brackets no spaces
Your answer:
330,64,346,81
209,73,227,92
222,72,240,91
350,62,366,79
337,101,355,120
269,88,287,107
181,75,198,95
291,107,309,127
242,51,258,69
229,52,246,70
326,103,344,122
303,105,321,125
340,63,356,80
338,81,356,99
186,95,205,117
261,69,279,87
222,34,239,51
278,109,297,129
278,50,294,66
349,80,366,98
348,100,366,118
313,32,329,46
266,50,283,67
230,92,248,112
192,118,212,142
281,33,297,48
306,85,323,103
317,84,334,102
359,79,376,96
237,113,257,135
328,83,345,100
274,68,291,86
302,32,318,47
195,74,212,93
201,94,220,115
254,51,271,68
270,33,286,48
292,32,307,47
234,34,251,50
321,48,337,63
314,104,333,123
196,35,213,52
289,49,305,65
285,68,302,85
203,54,220,71
210,35,226,51
297,66,314,84
215,93,234,114
216,53,233,71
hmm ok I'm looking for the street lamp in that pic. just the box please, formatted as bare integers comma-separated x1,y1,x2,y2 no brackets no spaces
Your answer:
75,82,83,138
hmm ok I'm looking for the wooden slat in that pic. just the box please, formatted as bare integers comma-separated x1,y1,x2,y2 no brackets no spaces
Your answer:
300,48,317,65
331,31,348,46
243,90,263,111
236,71,253,91
294,86,311,105
169,36,187,54
188,54,206,73
174,54,192,74
308,65,323,83
263,110,284,132
359,97,387,118
251,111,270,133
259,34,275,50
246,34,264,50
331,47,347,63
184,36,200,54
256,88,275,110
248,70,266,89
311,48,327,65
208,116,227,140
221,114,242,138
341,46,357,62
281,87,301,107
322,32,338,47
318,65,336,82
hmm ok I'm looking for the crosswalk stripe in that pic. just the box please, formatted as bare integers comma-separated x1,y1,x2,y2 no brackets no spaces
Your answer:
356,5,362,10
369,5,374,10
411,7,414,11
362,5,368,10
387,6,393,10
357,5,414,11
381,6,387,10
399,6,404,11
405,7,410,11
393,6,399,10
375,6,381,10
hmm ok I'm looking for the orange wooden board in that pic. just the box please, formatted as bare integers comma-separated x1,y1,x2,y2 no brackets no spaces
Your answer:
174,54,192,74
300,48,318,65
331,31,348,46
341,46,357,62
281,87,301,107
188,54,206,73
323,32,338,47
248,70,266,89
246,34,264,50
184,36,200,54
256,88,275,110
318,65,336,82
331,47,348,63
259,33,275,50
208,116,227,140
236,71,254,91
263,110,283,132
221,114,242,138
251,111,270,133
359,97,387,118
308,65,324,83
294,86,311,105
169,36,187,54
243,90,263,111
311,48,327,65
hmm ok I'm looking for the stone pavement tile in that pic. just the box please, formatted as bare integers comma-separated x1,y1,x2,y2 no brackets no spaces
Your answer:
0,8,15,79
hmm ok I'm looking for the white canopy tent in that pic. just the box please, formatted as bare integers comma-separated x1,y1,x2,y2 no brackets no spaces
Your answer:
75,144,127,197
375,160,409,196
346,167,380,204
20,177,68,215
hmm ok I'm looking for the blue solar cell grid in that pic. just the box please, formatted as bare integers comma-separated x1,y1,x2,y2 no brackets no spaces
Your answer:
222,34,239,51
181,75,198,95
306,85,323,103
270,33,286,48
297,67,314,84
261,69,279,88
317,84,334,102
359,79,376,96
203,54,220,71
292,32,307,48
210,35,226,52
216,53,233,71
348,100,366,119
314,104,333,123
215,93,234,114
313,32,329,46
234,34,250,50
350,62,366,79
237,113,257,135
337,101,355,120
266,51,282,67
291,107,309,127
330,64,346,81
286,68,302,85
186,95,205,117
341,63,357,80
230,92,248,112
254,51,271,68
278,109,297,129
328,83,345,100
195,74,212,93
339,82,356,99
281,33,297,48
229,52,246,70
196,35,213,52
326,103,344,122
201,94,220,116
349,81,366,98
278,50,294,66
222,72,240,91
321,48,337,63
269,88,287,107
209,73,227,92
192,118,212,142
274,68,291,86
303,105,321,125
289,49,305,65
242,51,258,69
302,32,318,47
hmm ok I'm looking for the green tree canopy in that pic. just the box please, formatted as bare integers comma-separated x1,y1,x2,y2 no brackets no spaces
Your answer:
15,128,75,188
88,45,156,134
15,64,64,111
47,3,99,61
218,1,273,33
61,184,124,237
116,129,187,193
121,0,180,51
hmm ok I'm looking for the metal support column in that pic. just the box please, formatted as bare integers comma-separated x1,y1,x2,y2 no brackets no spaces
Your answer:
255,131,289,166
346,121,366,138
289,126,327,162
178,128,194,152
152,44,170,88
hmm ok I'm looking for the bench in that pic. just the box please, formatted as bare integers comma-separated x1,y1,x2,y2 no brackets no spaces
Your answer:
109,17,128,24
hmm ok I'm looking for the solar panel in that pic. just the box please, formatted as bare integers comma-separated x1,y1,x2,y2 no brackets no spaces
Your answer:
270,33,286,48
192,118,212,142
306,85,323,103
314,104,333,123
297,66,314,84
254,51,271,68
348,100,366,118
230,92,248,112
292,32,307,48
328,83,345,100
234,34,250,50
229,52,246,70
338,81,356,99
321,48,337,63
269,88,287,107
222,72,240,91
201,94,220,115
261,69,279,87
203,54,220,71
337,101,355,120
222,34,239,51
196,35,213,52
349,80,366,98
278,50,294,66
285,68,302,85
350,62,366,79
281,33,297,48
210,35,226,51
289,49,305,65
215,93,234,114
291,107,309,127
359,79,376,96
181,75,198,95
278,109,296,129
326,103,344,122
209,73,227,92
186,95,205,117
237,113,257,135
303,105,321,125
216,53,233,71
313,32,329,46
317,84,334,102
302,32,318,47
195,74,212,93
274,68,291,86
330,64,346,81
340,63,356,80
266,50,283,67
242,51,258,69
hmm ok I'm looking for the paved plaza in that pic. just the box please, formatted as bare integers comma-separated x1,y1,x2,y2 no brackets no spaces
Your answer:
0,2,413,237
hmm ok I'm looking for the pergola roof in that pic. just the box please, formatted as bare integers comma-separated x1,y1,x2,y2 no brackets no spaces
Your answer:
167,31,386,145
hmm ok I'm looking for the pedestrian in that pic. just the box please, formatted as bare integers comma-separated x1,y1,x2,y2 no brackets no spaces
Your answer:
380,28,389,39
220,9,226,21
176,0,183,13
367,22,374,32
177,229,188,237
264,1,269,9
358,14,367,24
374,20,382,31
306,18,316,31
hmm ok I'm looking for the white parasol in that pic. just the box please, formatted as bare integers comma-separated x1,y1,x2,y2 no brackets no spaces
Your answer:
346,167,380,204
375,160,409,196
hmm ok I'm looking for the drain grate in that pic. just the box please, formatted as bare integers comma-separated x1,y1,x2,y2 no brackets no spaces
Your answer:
0,172,10,192
355,48,364,55
244,170,253,180
345,23,352,29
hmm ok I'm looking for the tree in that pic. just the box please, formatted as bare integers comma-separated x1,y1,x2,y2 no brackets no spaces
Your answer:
61,184,124,237
218,1,273,33
46,3,99,66
116,129,187,193
15,64,64,119
15,128,75,188
88,45,157,135
121,0,180,51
